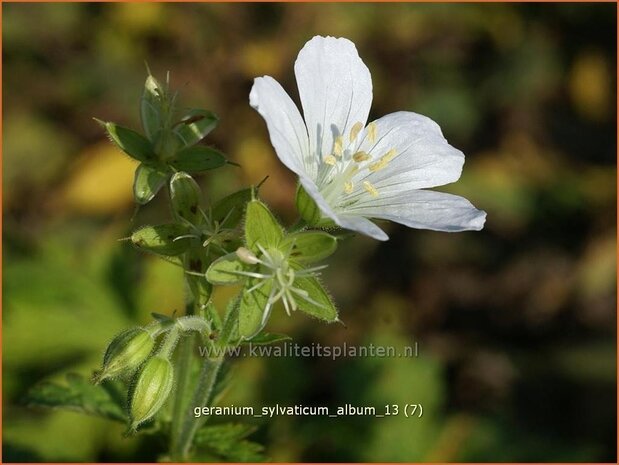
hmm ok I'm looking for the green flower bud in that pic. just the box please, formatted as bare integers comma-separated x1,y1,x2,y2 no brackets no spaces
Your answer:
169,172,202,224
295,184,321,226
129,355,174,430
295,184,336,228
96,328,155,383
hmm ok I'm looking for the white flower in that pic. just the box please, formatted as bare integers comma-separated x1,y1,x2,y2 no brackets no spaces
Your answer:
249,35,486,241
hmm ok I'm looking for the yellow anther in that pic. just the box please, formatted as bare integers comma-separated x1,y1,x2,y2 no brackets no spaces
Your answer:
382,148,397,162
349,122,363,142
353,151,371,163
368,148,397,172
367,122,378,144
333,136,344,157
369,158,388,172
363,181,379,197
344,181,354,194
324,155,337,166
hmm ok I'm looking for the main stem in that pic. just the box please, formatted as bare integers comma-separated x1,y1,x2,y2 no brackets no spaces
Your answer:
169,301,195,458
171,296,239,460
177,355,224,460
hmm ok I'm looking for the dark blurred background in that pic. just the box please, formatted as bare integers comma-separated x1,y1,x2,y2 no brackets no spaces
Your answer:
3,3,616,462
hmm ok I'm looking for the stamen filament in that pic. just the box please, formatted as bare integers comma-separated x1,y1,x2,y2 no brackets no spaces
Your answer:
282,294,291,316
247,279,268,293
174,234,199,241
228,270,272,279
261,288,276,325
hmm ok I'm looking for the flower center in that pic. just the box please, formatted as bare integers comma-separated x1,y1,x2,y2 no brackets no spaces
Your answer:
237,244,327,321
316,121,397,209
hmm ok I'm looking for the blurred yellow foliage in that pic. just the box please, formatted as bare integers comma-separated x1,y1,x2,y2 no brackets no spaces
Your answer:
569,50,612,121
426,414,476,462
4,411,110,461
136,256,185,322
579,166,616,207
235,136,296,210
112,3,165,33
240,41,286,77
577,233,617,298
486,9,524,49
502,133,560,183
60,143,136,215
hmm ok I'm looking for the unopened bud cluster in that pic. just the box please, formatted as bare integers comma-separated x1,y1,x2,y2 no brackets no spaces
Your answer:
94,315,209,431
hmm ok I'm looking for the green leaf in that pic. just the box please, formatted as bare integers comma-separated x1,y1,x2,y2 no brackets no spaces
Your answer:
170,172,202,224
174,109,219,149
212,188,253,229
194,423,266,462
244,199,284,253
243,332,291,346
239,279,272,338
170,146,227,172
222,440,266,462
292,268,337,322
283,231,337,263
141,74,165,141
101,121,156,163
133,163,169,205
205,253,244,285
24,373,126,423
131,223,192,256
195,423,257,447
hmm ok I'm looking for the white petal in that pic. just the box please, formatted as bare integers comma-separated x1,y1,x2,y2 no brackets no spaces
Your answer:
295,36,372,168
249,76,311,177
354,111,464,190
348,189,486,232
298,177,388,241
335,214,389,241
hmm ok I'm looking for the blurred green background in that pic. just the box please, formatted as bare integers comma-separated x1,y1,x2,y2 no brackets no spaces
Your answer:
3,3,616,462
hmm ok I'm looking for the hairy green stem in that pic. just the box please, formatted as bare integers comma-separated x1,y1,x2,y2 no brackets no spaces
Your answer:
169,333,195,457
169,301,196,459
178,355,224,459
159,327,181,358
172,297,238,460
